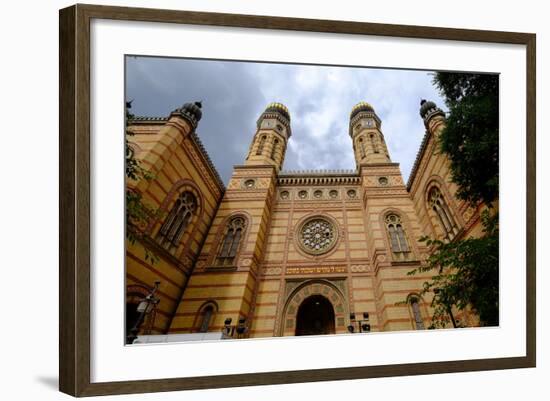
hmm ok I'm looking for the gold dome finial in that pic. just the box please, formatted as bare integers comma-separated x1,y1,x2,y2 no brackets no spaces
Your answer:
350,101,375,118
265,102,290,120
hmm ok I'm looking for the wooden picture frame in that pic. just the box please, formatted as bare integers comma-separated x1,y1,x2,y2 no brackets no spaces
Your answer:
59,3,536,397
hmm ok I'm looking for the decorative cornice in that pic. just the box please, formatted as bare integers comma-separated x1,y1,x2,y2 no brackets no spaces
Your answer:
277,169,360,186
189,132,225,192
129,116,168,123
358,162,400,171
406,129,431,191
128,115,225,192
280,169,358,176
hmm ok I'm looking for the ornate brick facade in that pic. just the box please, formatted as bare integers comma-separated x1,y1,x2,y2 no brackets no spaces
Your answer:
126,100,483,339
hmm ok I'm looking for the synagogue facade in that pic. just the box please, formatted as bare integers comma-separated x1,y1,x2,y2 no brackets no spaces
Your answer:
125,99,484,340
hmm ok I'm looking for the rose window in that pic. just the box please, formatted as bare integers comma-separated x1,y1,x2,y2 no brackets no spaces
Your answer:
299,218,336,254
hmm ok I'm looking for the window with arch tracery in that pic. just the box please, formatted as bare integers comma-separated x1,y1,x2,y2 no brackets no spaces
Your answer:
216,217,246,266
428,186,458,239
370,133,379,153
256,135,267,155
410,297,425,330
385,214,409,253
157,191,197,248
271,138,279,160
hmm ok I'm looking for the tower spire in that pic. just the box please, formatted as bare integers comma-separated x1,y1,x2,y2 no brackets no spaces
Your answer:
245,102,291,172
349,102,391,166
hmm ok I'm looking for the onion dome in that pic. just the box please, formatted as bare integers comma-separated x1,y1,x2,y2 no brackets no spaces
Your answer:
264,102,290,121
419,99,436,119
419,99,445,125
257,102,292,137
170,101,203,128
349,101,381,137
350,101,375,120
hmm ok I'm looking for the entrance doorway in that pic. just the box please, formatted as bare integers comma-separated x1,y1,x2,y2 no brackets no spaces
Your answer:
295,295,335,336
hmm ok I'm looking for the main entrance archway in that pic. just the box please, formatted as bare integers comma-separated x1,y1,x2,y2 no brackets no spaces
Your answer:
279,279,348,336
295,295,335,336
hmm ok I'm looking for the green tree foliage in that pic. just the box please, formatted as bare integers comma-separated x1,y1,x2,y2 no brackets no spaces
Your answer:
433,72,499,206
125,101,160,263
402,73,499,328
408,211,499,328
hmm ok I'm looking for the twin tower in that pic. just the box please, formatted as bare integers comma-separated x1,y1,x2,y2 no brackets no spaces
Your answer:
244,101,391,172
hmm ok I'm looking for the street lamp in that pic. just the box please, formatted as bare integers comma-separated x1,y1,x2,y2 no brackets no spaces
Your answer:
222,318,234,338
347,312,371,333
126,281,161,344
221,317,248,339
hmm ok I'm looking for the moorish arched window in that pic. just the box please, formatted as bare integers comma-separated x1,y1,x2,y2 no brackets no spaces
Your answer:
271,138,279,160
256,135,267,155
198,305,214,333
370,133,379,153
385,214,409,253
216,217,246,266
409,296,425,330
428,186,458,240
157,191,197,248
358,137,366,159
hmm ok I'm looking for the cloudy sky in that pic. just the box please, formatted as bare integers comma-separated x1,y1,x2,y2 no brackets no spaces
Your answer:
126,56,446,184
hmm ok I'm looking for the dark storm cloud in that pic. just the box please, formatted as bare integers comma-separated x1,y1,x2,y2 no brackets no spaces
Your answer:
126,56,267,183
126,57,446,184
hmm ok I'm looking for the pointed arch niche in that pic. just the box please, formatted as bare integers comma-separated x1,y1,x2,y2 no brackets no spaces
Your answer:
148,179,204,257
378,207,420,262
208,211,253,269
423,178,463,241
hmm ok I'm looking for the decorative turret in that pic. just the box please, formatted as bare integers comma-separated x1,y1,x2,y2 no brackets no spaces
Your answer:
245,103,291,172
419,99,445,128
349,101,390,166
170,101,203,129
419,99,446,136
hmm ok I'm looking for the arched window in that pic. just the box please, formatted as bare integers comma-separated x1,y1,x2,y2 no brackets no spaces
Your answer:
271,138,279,160
410,297,425,330
370,133,379,153
428,187,458,239
256,135,267,155
385,214,409,252
216,217,246,266
358,137,366,159
158,191,196,248
199,305,214,333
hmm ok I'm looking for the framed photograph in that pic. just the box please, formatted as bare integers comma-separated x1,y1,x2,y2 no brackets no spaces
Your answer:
59,4,536,397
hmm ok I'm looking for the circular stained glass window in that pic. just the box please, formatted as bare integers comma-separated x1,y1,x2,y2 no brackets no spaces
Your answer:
347,189,357,198
378,177,389,186
314,190,323,198
298,190,308,199
280,190,290,199
299,218,337,255
329,190,338,198
244,179,255,188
